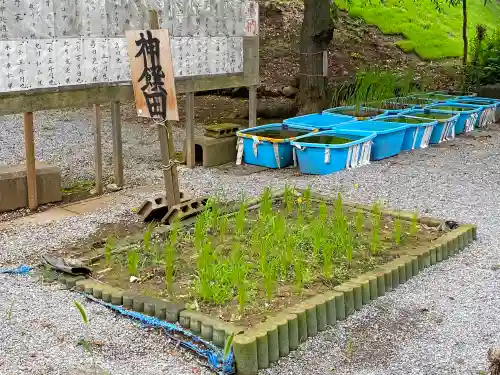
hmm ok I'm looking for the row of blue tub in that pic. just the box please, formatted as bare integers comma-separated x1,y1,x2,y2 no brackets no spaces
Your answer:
235,94,500,175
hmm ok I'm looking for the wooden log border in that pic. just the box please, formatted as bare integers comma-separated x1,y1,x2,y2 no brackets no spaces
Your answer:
53,190,477,375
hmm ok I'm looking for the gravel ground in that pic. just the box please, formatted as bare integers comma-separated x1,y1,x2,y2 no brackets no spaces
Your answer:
1,113,500,374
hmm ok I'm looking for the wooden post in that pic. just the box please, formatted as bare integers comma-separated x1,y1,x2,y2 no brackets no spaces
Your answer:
185,92,195,168
249,85,257,128
93,104,103,194
111,101,124,187
23,112,37,210
148,9,181,206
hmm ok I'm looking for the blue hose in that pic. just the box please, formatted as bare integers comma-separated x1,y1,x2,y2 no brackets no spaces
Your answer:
83,294,235,374
0,265,32,275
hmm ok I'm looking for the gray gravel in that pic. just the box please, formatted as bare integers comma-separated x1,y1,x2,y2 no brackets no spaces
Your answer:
0,275,213,375
1,109,500,374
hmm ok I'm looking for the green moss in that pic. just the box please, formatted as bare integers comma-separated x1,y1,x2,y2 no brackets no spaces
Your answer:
336,0,500,60
379,117,432,124
409,112,454,120
61,180,94,194
296,135,354,145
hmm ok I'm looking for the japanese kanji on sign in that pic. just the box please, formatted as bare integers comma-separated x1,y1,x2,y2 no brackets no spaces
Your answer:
126,28,179,121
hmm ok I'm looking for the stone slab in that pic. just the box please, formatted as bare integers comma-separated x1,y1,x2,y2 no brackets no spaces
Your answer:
0,162,62,213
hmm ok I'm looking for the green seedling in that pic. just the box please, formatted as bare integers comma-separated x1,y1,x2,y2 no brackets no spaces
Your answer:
143,222,155,253
393,213,402,245
370,202,382,255
355,209,364,235
104,236,116,267
127,248,140,277
283,184,295,214
410,210,419,237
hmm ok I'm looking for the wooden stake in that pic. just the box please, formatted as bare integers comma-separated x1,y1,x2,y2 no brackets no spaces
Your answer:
111,101,124,187
93,104,103,194
185,92,195,168
23,112,37,210
249,85,257,128
148,9,181,206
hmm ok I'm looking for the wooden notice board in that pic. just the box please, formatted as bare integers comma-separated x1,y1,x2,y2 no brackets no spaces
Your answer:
126,29,179,121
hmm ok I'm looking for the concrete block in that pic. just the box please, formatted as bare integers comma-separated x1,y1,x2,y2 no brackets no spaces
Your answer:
184,135,237,167
0,162,61,212
204,123,241,138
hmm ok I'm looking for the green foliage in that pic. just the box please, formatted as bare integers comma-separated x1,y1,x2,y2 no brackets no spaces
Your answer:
143,222,155,254
224,333,235,361
331,69,417,110
337,0,500,59
466,25,500,86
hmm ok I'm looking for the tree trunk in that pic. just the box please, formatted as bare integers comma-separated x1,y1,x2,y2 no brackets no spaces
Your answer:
298,0,334,114
462,0,468,66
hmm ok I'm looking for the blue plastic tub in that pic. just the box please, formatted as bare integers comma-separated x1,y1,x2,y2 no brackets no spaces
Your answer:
367,99,414,116
457,96,500,124
334,120,409,160
378,116,437,151
322,106,388,120
284,113,356,130
447,99,496,128
415,93,458,102
400,109,459,144
425,103,481,135
236,123,316,169
290,130,376,175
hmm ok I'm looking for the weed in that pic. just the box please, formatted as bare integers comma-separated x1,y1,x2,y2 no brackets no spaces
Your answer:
224,333,235,361
346,335,355,360
259,187,273,220
6,302,13,322
127,248,140,277
74,300,97,374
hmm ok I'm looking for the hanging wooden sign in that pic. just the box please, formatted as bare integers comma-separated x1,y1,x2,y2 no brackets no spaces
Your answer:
126,29,179,121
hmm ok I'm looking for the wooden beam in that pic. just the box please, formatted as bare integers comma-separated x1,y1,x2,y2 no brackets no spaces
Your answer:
93,104,103,194
249,85,257,128
23,112,37,210
185,92,196,168
111,101,124,187
0,37,259,117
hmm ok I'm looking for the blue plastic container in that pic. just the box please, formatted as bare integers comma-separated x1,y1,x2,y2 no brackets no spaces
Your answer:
290,130,376,175
425,103,481,135
415,93,458,102
334,120,409,160
400,109,459,144
284,113,356,130
322,106,388,120
367,99,414,116
457,96,500,124
449,99,496,128
236,123,316,169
